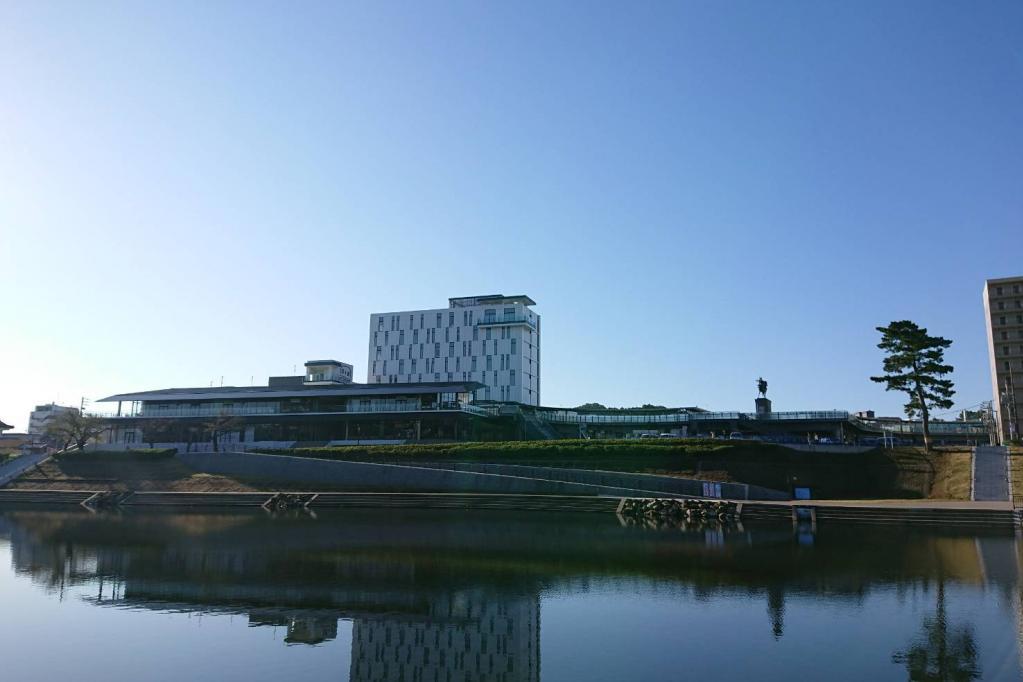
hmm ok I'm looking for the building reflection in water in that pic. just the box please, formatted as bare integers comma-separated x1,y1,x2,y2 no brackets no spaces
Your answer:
350,593,538,681
1,509,1019,681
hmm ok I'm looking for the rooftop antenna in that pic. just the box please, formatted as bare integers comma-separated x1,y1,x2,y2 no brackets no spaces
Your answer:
220,376,224,387
250,376,254,386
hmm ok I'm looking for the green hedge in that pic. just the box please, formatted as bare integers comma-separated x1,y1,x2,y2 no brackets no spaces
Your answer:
251,438,761,462
56,448,178,461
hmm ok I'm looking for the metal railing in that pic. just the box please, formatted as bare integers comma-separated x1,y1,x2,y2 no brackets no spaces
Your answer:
538,412,688,424
100,402,492,419
853,418,988,435
535,409,850,425
476,317,537,329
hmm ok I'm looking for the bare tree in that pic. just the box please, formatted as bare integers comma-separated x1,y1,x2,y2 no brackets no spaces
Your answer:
142,419,178,448
44,411,109,452
203,412,244,452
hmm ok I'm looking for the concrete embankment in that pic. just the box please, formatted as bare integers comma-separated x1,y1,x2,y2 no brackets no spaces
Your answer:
0,488,1016,528
176,451,711,499
410,461,788,500
739,500,1019,529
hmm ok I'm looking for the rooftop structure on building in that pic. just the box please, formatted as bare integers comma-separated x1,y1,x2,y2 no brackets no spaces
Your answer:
368,294,541,406
983,275,1023,443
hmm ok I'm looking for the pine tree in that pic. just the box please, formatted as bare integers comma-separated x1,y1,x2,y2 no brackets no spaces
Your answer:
871,320,955,451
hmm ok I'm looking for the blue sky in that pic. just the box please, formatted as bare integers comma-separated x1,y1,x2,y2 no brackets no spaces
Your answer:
1,1,1021,430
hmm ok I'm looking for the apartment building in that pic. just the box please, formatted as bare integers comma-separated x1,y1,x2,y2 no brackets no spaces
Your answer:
367,295,540,405
28,403,78,436
984,276,1023,443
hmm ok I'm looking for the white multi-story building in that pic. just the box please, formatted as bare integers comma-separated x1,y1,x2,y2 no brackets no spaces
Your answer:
28,403,78,436
368,295,540,405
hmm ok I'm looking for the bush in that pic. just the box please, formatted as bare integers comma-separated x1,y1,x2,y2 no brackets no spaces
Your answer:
251,438,756,464
56,448,177,462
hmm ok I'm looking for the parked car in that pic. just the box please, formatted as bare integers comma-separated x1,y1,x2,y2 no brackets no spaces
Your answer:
728,432,744,440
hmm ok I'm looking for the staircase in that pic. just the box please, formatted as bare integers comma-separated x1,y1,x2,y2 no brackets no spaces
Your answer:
740,501,1019,529
972,445,1010,502
520,408,560,440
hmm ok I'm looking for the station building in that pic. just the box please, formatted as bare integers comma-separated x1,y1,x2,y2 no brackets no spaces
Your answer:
98,359,506,450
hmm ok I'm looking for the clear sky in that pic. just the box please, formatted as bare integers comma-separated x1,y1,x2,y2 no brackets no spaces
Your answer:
1,1,1021,431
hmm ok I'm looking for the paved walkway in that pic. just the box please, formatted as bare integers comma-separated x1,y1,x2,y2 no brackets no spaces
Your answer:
973,445,1010,502
0,452,50,487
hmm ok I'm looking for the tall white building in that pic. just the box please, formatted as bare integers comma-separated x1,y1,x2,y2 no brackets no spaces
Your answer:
368,295,540,405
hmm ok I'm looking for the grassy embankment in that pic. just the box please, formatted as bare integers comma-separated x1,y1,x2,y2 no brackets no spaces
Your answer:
3,441,974,500
1010,446,1023,504
257,439,973,500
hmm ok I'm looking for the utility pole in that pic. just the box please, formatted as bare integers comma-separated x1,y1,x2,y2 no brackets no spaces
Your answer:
1003,368,1019,444
981,401,998,446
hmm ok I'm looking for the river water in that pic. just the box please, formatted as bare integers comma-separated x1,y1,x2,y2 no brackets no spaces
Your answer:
0,508,1020,681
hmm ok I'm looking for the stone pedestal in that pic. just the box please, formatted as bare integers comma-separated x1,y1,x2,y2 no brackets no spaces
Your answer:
755,398,772,418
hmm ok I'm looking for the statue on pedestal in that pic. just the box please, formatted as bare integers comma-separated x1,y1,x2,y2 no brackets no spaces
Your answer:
757,377,768,399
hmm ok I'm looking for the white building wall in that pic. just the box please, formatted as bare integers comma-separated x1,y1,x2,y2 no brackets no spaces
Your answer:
367,299,540,406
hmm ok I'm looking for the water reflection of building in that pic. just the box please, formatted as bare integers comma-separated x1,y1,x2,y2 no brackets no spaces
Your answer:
7,508,1021,675
351,593,539,682
249,612,339,646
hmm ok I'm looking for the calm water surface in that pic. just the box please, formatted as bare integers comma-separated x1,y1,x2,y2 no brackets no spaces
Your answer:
0,508,1021,681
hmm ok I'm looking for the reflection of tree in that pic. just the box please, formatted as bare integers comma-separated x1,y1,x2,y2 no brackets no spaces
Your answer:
892,581,980,681
766,584,784,639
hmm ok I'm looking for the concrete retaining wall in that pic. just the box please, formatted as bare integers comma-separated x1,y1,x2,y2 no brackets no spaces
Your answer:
176,451,691,498
415,462,788,501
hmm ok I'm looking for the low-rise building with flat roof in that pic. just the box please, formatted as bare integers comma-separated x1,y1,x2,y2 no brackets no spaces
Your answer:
97,359,500,450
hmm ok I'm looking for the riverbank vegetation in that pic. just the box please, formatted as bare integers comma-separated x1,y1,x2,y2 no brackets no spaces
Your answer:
257,439,972,500
3,441,973,500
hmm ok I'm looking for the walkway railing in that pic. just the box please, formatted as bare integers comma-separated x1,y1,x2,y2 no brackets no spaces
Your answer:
852,417,987,436
535,409,850,425
96,402,492,419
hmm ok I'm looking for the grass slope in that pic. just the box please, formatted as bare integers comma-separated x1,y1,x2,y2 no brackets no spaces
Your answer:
2,441,974,500
260,439,973,500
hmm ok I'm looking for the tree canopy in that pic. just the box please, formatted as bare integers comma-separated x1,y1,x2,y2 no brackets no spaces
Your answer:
870,320,955,451
44,410,108,451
